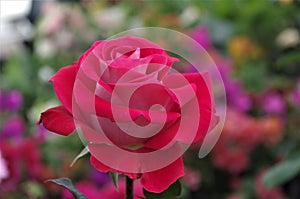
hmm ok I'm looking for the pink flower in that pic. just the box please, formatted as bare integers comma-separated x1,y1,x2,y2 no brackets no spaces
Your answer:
255,169,286,199
212,141,249,174
39,36,217,193
212,109,263,174
62,181,100,199
62,180,144,199
226,195,244,199
98,179,144,199
0,138,45,190
182,167,201,191
0,149,9,184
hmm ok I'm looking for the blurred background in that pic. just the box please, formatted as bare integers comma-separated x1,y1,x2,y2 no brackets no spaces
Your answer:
0,0,300,199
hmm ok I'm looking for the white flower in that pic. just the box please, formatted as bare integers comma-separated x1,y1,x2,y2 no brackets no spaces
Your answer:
95,6,126,32
0,150,9,183
276,28,300,48
180,6,200,27
38,65,55,82
35,39,57,58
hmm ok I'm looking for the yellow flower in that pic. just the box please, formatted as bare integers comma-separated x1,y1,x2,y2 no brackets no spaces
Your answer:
227,36,262,64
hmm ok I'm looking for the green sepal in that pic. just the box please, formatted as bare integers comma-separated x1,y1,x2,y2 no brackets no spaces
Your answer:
70,146,89,167
109,172,119,191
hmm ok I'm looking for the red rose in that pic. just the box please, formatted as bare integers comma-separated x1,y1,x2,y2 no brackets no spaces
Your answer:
40,36,217,193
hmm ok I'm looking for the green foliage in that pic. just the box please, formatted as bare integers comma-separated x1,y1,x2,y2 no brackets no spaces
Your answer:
47,178,87,199
263,154,300,188
22,182,46,198
275,51,300,76
143,180,181,199
236,61,269,93
1,53,34,94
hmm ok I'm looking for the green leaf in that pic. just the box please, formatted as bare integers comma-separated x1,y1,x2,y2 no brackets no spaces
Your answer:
70,146,89,167
276,51,300,69
46,178,87,199
143,180,182,199
236,61,269,93
109,172,119,191
22,181,45,198
263,156,300,188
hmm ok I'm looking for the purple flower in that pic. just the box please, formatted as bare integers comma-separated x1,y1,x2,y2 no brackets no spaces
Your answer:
260,92,286,115
89,169,110,186
226,81,252,112
0,90,5,110
5,91,23,111
290,79,300,107
189,27,252,112
0,117,25,139
190,26,212,50
292,91,300,107
0,90,23,111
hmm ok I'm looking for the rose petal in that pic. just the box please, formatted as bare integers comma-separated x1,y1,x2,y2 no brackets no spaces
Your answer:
97,117,148,146
144,119,179,149
99,36,164,60
90,155,113,173
78,40,103,65
183,72,213,109
182,72,215,142
49,64,78,113
140,157,184,193
40,106,75,136
94,95,180,123
90,155,141,180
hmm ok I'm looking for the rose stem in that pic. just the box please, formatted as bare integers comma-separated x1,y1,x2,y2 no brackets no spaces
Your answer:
125,176,134,199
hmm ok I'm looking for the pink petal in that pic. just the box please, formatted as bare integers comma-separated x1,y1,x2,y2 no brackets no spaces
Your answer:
140,157,184,193
90,156,141,180
144,119,179,149
40,106,75,136
94,95,180,123
49,64,78,112
78,40,103,65
182,72,215,142
90,155,113,173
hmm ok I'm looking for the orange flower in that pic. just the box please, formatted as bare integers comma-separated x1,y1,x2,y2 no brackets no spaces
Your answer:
259,116,284,145
227,36,262,64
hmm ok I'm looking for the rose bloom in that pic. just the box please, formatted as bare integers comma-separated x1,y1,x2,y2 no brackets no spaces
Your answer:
39,36,217,193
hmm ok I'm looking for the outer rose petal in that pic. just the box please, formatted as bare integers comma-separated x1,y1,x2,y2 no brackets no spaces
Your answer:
90,156,141,180
49,64,77,113
182,72,215,142
77,40,103,66
90,155,112,173
140,157,184,193
40,106,75,136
